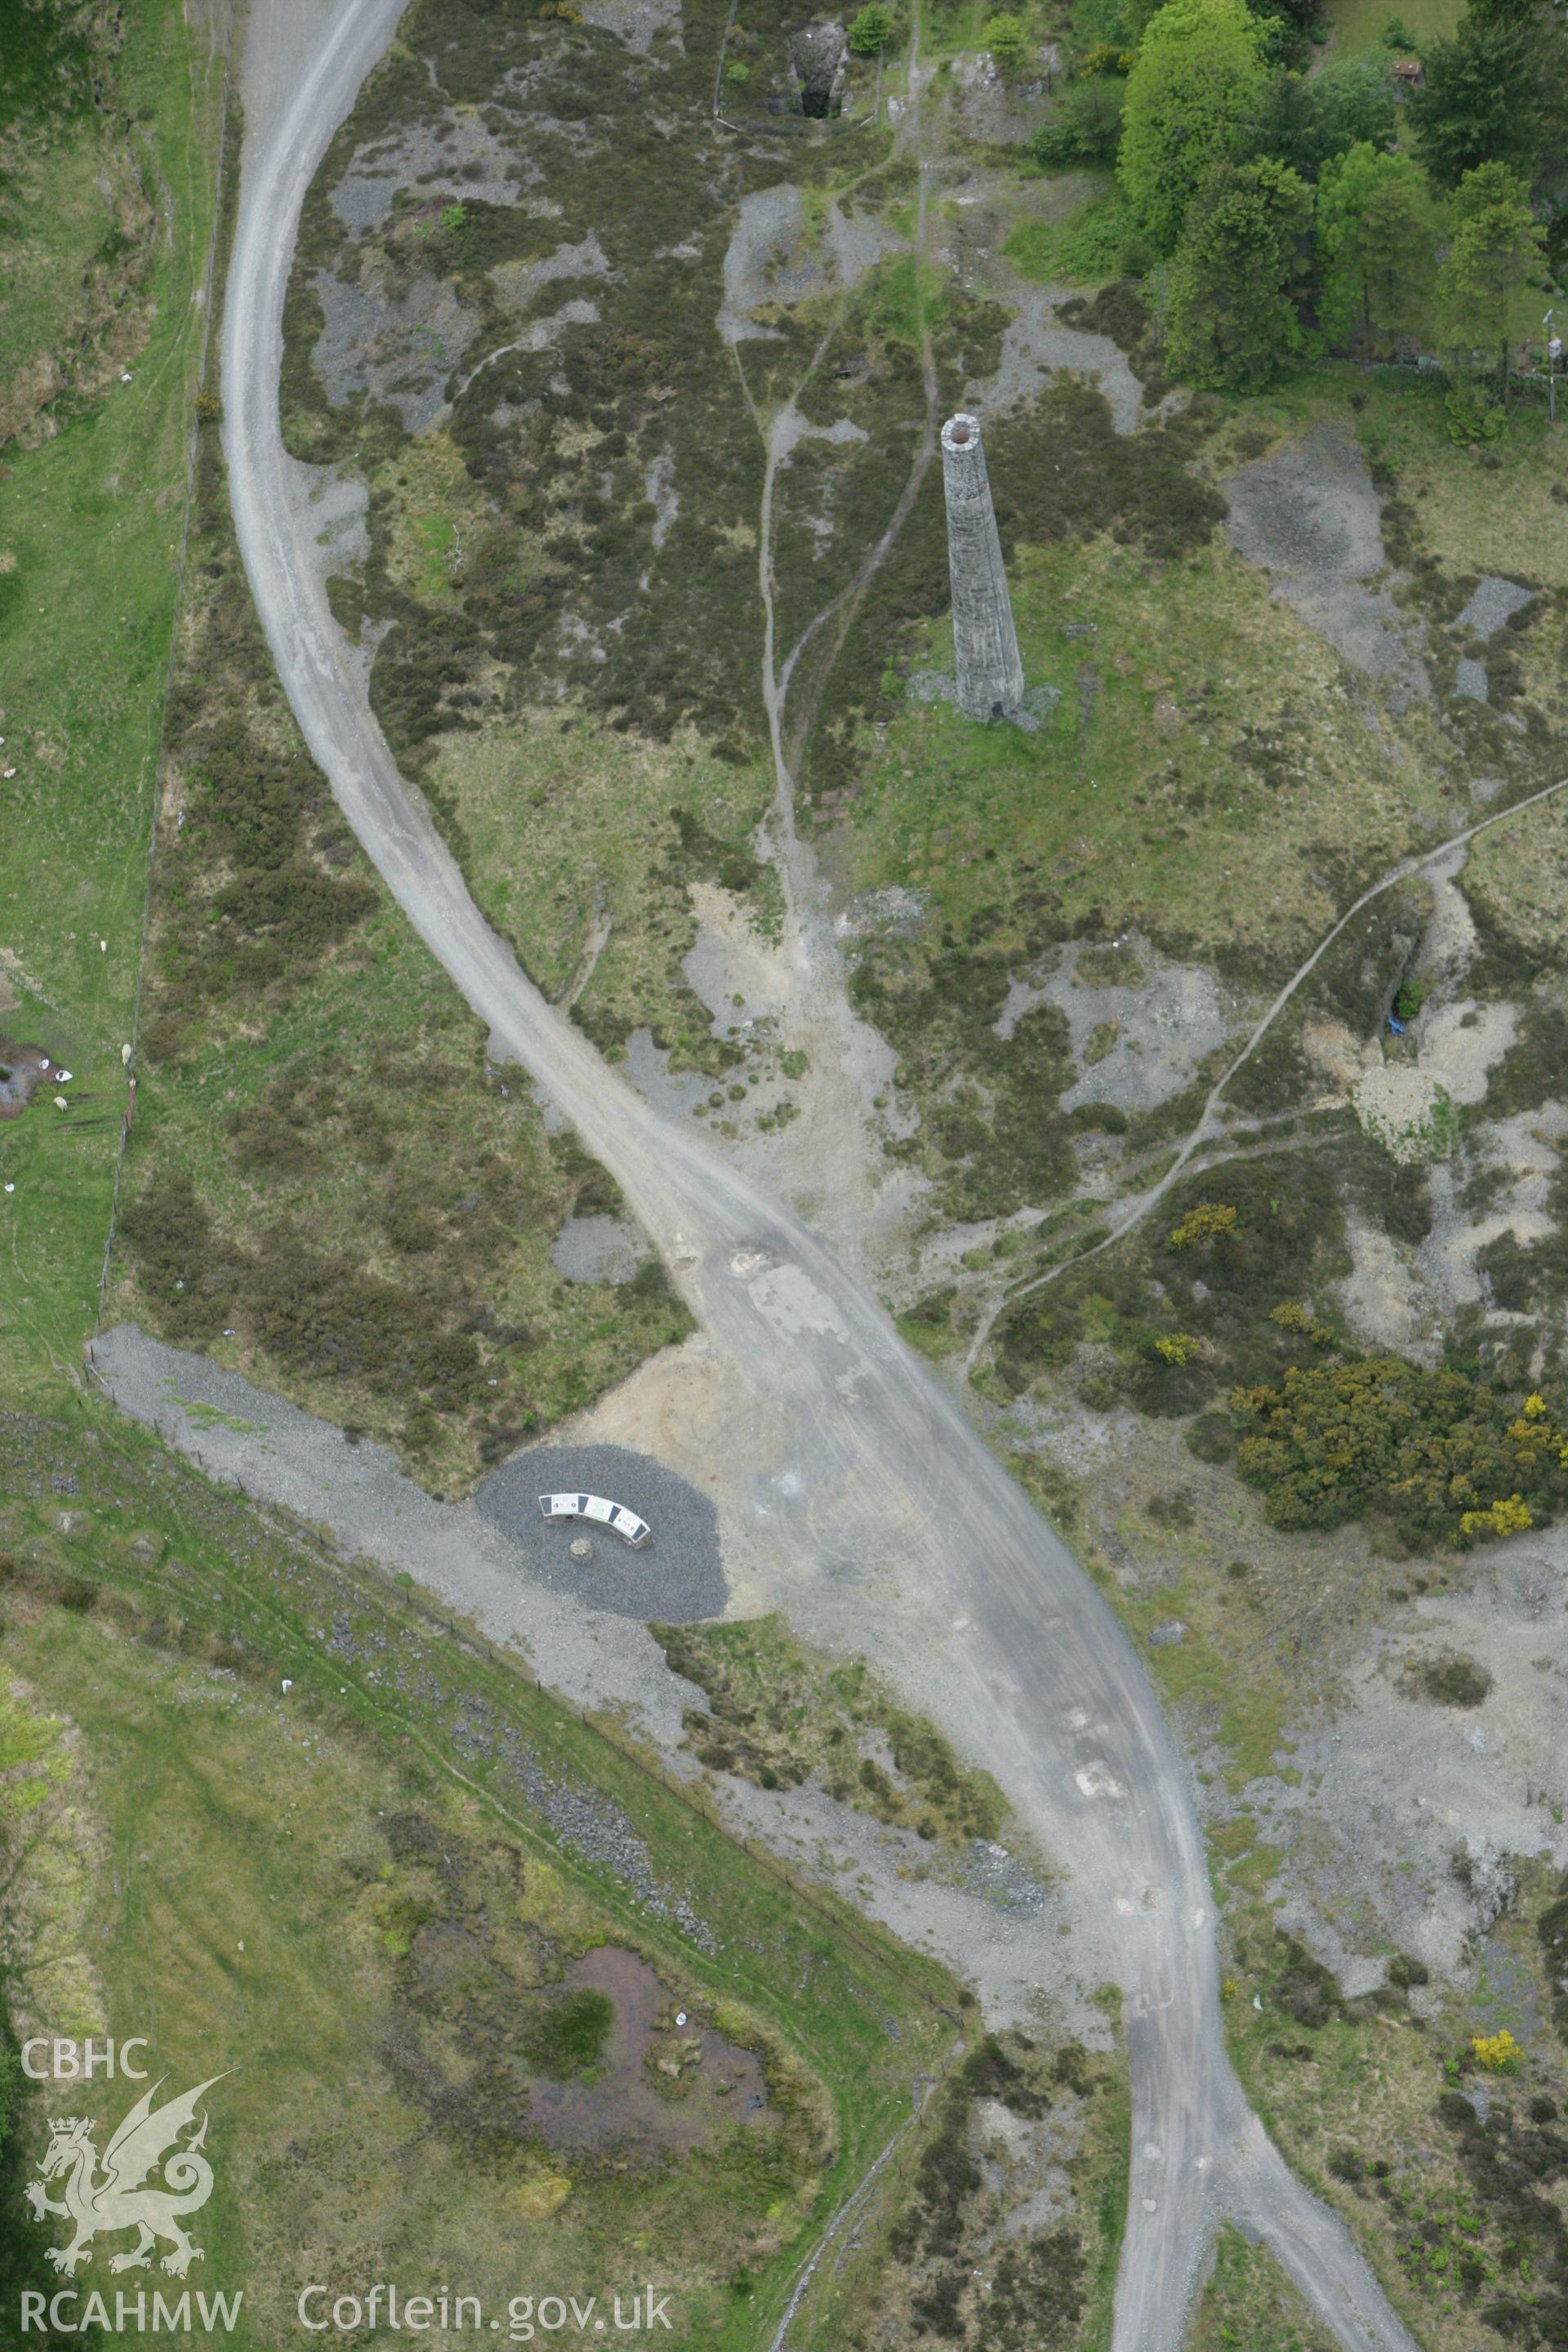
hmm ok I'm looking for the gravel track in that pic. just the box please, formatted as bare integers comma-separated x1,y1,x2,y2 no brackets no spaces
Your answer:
217,6,1423,2345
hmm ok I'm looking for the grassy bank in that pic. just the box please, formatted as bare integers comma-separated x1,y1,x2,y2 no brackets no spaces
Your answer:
0,1401,963,2350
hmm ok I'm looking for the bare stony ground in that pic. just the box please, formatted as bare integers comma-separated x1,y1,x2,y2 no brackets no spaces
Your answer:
87,1321,1109,2032
1223,425,1432,708
1002,1383,1568,2002
559,1323,1558,2071
551,1210,648,1283
924,161,1146,428
314,266,480,434
716,185,904,345
89,1322,701,1731
139,0,1568,2186
984,804,1568,2000
328,112,532,232
1250,1544,1568,1991
1291,839,1565,1364
701,1772,1109,2042
1003,933,1245,1117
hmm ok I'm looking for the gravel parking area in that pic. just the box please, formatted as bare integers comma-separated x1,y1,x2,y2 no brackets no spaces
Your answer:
478,1442,726,1622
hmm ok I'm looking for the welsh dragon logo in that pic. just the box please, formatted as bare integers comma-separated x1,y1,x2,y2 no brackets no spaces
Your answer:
24,2074,230,2278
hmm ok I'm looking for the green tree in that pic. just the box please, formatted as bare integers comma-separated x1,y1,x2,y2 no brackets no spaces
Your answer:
1408,13,1544,188
848,3,893,54
1119,0,1269,251
1245,0,1325,66
1244,55,1395,176
1437,158,1547,404
849,2,895,123
1031,74,1125,163
1316,142,1437,347
1303,48,1397,162
1164,154,1312,388
984,11,1031,76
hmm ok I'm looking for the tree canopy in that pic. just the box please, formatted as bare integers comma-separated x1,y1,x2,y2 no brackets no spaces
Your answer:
847,2,893,54
1301,49,1398,163
1437,158,1548,397
1031,74,1125,163
1040,0,1563,413
1408,13,1545,187
1118,0,1269,251
983,11,1031,75
1316,142,1438,348
1241,53,1397,180
1164,154,1312,389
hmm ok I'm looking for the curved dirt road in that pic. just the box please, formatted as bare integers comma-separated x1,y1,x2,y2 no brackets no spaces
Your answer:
220,8,1423,2348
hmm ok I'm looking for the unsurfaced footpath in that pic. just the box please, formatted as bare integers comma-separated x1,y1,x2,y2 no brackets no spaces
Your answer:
215,0,1428,2343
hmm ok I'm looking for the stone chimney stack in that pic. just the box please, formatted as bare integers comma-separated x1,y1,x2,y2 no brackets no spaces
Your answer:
940,412,1024,722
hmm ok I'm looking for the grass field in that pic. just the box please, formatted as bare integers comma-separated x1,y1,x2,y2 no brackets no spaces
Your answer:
0,2,186,443
0,0,225,1395
1463,787,1568,973
1322,0,1461,56
0,1402,967,2350
840,516,1445,971
818,356,1568,1223
1240,368,1568,588
832,377,1479,987
1003,178,1135,288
